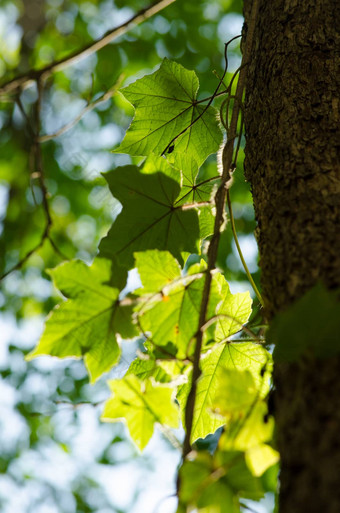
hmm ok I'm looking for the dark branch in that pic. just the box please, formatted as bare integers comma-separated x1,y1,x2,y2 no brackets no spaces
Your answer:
0,0,176,97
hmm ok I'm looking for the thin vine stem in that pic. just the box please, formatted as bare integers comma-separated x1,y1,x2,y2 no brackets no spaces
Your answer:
196,63,246,105
226,189,264,306
224,102,263,306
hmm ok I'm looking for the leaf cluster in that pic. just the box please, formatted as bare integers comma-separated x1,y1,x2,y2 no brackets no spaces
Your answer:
27,57,277,512
0,2,267,512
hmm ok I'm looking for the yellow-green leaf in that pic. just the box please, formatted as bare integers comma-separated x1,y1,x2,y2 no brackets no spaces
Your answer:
115,59,222,166
27,259,137,383
178,342,269,442
101,375,179,450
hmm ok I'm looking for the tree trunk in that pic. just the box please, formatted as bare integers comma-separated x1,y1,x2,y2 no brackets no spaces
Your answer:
243,0,340,511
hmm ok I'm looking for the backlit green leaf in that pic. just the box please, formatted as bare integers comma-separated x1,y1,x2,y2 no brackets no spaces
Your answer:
221,402,274,452
137,261,220,359
217,451,264,501
246,444,280,477
99,156,200,268
26,259,137,383
219,401,279,477
211,368,279,477
115,58,223,166
178,342,269,442
214,276,253,342
178,451,237,513
212,368,257,415
178,449,264,513
101,375,179,450
134,250,181,293
174,154,218,205
126,357,172,383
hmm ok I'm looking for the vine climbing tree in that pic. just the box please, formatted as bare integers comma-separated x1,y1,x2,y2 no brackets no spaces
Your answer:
23,1,278,509
1,0,339,511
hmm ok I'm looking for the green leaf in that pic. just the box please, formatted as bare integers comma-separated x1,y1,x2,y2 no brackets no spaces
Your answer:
101,375,179,450
26,259,137,383
214,276,253,342
211,366,278,477
174,154,218,205
221,401,274,452
126,357,172,383
269,284,340,362
172,155,217,241
178,342,269,442
216,451,264,501
134,250,181,293
197,206,215,241
212,369,257,415
99,156,200,269
178,450,264,512
178,452,237,513
137,261,220,359
245,444,280,477
219,401,279,476
115,58,222,166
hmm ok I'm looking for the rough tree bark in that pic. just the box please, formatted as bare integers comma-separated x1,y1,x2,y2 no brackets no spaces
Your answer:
243,0,340,512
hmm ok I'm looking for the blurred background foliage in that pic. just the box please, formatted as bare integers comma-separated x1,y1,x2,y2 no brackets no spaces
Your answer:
0,0,264,511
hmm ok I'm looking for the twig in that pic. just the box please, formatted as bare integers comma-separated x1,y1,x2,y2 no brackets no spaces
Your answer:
179,201,212,210
47,236,70,261
152,494,177,513
195,64,246,108
181,0,260,464
134,270,207,315
0,0,176,97
0,228,48,281
212,69,228,90
54,399,103,408
16,94,41,206
221,94,235,131
231,105,244,168
216,337,265,347
15,95,35,136
0,80,65,282
34,79,52,228
38,75,124,142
